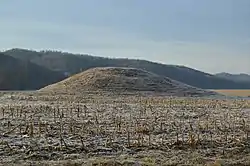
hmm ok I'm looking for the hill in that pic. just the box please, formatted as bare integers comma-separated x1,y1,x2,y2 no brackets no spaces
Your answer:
3,48,250,89
0,53,65,90
40,67,216,96
215,72,250,83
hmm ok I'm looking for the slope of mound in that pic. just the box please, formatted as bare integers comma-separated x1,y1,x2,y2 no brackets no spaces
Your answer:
0,53,65,90
40,67,216,96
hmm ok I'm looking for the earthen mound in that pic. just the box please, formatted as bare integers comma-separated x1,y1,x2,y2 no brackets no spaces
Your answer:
40,67,215,96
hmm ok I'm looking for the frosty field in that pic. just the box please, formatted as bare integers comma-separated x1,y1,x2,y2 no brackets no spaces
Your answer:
0,91,249,166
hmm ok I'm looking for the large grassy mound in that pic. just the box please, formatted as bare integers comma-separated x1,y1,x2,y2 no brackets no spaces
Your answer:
40,67,216,97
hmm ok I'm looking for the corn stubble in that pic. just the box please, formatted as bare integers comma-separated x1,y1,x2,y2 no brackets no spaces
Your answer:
0,92,250,165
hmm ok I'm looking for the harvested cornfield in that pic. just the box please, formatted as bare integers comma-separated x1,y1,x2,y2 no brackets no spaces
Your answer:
0,92,249,165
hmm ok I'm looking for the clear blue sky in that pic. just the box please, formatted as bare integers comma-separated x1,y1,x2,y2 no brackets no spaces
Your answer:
0,0,249,74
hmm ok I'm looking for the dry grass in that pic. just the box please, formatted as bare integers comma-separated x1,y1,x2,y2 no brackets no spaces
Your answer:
40,67,215,97
213,89,250,97
0,91,249,166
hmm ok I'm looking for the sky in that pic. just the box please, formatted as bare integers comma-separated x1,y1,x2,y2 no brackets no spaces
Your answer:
0,0,250,74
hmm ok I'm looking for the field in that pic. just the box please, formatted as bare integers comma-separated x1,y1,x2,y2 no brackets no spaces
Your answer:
213,89,250,97
0,91,250,166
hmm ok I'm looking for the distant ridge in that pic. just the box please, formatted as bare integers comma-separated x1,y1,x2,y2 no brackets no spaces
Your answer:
3,48,250,90
40,67,216,97
0,53,65,90
215,72,250,83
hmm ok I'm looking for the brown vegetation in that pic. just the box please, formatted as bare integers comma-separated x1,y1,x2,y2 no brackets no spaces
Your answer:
40,67,215,97
213,89,250,97
0,91,249,165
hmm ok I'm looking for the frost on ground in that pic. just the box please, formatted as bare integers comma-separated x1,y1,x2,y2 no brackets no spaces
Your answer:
0,91,250,166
